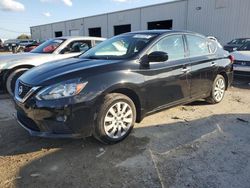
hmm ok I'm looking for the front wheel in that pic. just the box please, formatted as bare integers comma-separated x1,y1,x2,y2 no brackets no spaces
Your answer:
206,74,226,104
93,93,136,144
6,68,29,96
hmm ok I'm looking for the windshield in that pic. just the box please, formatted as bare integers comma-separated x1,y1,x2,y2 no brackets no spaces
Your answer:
228,39,249,45
80,34,157,60
31,39,65,54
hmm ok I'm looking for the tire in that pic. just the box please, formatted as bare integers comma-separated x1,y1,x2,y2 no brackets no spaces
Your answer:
206,74,226,104
6,68,29,96
93,93,136,144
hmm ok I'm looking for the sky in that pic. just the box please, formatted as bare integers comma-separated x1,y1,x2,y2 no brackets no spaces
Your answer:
0,0,172,39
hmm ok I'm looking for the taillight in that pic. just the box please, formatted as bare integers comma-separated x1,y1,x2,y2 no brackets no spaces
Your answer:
229,55,234,64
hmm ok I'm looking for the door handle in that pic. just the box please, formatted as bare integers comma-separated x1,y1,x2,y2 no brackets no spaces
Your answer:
181,67,191,73
211,62,217,67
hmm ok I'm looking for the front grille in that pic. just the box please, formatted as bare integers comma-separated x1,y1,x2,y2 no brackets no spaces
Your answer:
17,112,40,132
234,60,250,66
17,81,32,99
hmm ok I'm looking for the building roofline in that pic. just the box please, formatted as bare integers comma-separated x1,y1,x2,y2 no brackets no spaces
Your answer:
30,0,186,28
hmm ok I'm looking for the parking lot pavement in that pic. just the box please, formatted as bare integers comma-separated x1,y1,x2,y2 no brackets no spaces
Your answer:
0,78,250,188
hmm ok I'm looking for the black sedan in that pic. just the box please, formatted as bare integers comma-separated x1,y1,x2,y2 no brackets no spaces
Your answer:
14,30,234,144
224,38,250,52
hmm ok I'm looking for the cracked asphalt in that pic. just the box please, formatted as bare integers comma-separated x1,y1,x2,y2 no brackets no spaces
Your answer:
0,78,250,188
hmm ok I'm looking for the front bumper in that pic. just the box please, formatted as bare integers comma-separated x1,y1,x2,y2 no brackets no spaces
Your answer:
15,96,97,138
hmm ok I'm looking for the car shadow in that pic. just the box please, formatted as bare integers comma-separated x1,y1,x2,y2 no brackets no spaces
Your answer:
1,113,250,187
185,100,210,106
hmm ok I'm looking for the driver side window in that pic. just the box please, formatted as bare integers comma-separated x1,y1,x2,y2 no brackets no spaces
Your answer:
62,40,91,54
149,35,185,61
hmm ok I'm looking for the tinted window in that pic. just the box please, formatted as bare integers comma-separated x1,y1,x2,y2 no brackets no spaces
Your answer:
149,35,185,61
62,40,91,54
186,35,210,57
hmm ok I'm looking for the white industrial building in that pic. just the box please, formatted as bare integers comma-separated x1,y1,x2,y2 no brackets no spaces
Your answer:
30,0,250,44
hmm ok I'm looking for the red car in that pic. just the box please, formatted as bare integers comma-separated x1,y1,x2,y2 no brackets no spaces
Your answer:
24,42,41,52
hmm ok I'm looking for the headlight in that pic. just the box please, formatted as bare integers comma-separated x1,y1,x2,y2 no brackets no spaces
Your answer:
36,79,88,100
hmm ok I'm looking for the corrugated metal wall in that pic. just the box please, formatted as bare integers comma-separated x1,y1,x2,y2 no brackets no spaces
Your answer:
30,0,187,40
30,0,250,44
84,15,108,37
187,0,250,44
65,18,84,36
140,0,187,30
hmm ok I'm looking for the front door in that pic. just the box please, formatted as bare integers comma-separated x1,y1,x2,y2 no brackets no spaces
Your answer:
141,34,191,112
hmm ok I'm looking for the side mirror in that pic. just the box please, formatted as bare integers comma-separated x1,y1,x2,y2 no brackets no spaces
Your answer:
148,51,168,62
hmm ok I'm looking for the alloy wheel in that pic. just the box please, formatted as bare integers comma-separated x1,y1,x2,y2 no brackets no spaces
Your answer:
214,78,225,102
104,101,133,139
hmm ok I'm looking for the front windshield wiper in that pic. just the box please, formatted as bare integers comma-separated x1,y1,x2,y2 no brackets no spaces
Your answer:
81,56,98,59
85,56,110,60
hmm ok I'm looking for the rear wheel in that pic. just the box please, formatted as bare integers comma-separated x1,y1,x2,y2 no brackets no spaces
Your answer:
93,93,136,144
6,68,29,96
206,74,226,104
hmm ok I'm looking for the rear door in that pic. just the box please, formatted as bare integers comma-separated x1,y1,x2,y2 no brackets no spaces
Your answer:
141,34,191,111
185,34,217,98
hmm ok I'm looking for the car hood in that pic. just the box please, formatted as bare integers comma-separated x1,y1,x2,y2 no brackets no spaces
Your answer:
0,53,55,69
231,51,250,61
20,58,122,86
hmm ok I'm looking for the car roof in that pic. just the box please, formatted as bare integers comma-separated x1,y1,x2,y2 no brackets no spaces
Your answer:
125,30,204,36
55,36,106,41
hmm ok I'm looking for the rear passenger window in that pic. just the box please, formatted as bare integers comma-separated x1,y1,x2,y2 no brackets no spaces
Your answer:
186,35,210,57
149,35,185,61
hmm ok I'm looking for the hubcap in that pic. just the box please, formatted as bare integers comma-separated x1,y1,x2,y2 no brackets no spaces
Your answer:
214,78,225,102
104,102,133,139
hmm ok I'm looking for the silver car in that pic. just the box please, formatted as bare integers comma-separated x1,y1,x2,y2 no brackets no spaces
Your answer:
231,41,250,77
0,36,106,95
